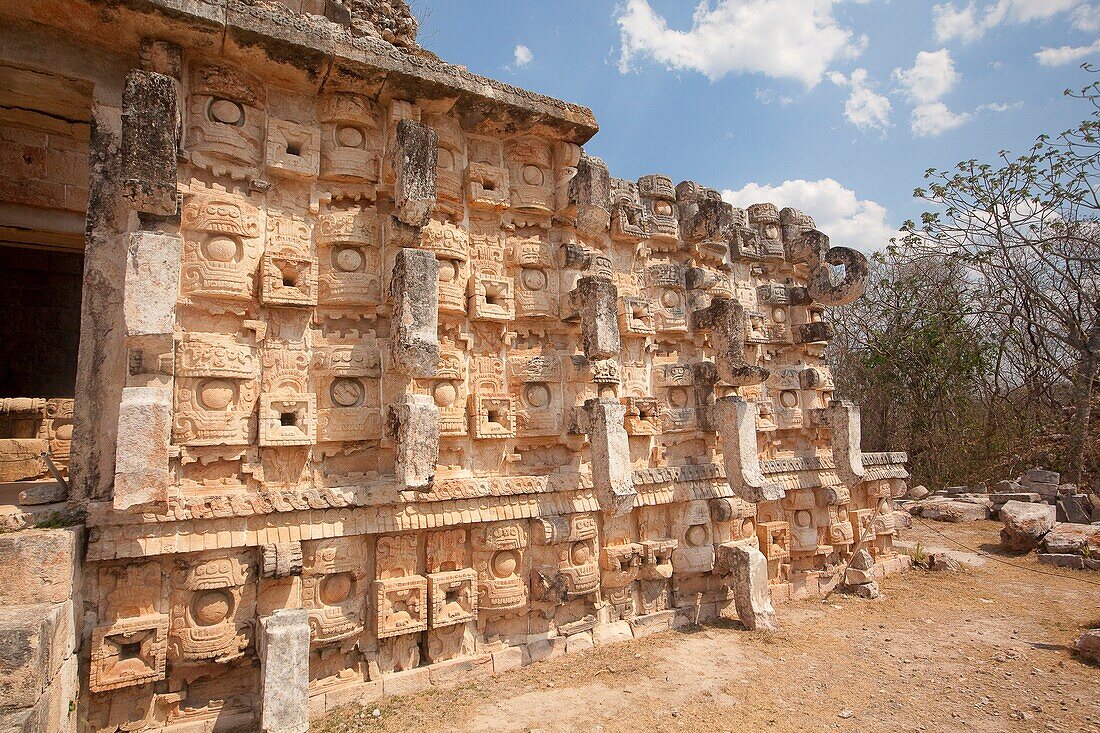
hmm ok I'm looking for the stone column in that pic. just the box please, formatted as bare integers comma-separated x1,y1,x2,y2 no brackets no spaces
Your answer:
569,276,621,360
259,609,310,733
714,396,784,502
388,248,439,378
717,543,777,631
817,399,866,488
119,69,179,216
387,394,440,491
692,297,769,386
391,118,438,227
583,398,635,516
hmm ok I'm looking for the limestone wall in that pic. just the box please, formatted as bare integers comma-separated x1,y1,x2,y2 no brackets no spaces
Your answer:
0,2,909,732
0,529,82,733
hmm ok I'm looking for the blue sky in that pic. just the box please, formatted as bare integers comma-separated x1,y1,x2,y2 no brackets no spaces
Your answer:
414,1,1098,251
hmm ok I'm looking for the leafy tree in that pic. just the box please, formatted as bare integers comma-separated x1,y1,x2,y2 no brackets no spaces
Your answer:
899,68,1100,492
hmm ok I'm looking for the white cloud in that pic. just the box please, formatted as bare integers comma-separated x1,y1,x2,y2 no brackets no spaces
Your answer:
615,0,865,87
911,102,972,137
892,49,973,136
512,44,533,68
1035,38,1100,65
893,49,961,104
754,88,796,106
828,68,891,133
933,1,1081,43
721,178,896,252
976,100,1022,112
1072,3,1100,31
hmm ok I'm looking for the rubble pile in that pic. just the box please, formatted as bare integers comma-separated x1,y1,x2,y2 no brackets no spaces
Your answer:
896,469,1099,568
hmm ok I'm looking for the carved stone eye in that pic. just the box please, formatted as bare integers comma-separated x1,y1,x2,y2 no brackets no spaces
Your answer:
521,268,546,291
521,164,544,186
686,525,707,547
433,381,457,407
779,390,799,408
437,259,457,282
795,509,812,528
764,224,780,239
202,235,239,263
192,589,233,626
654,200,673,216
209,98,243,125
336,125,364,148
330,378,364,408
198,379,236,410
773,307,787,323
320,573,353,605
492,550,518,577
333,247,364,273
668,386,688,408
660,289,681,308
524,383,550,408
570,541,591,565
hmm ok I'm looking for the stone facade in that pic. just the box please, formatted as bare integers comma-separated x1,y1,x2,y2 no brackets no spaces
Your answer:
0,2,909,731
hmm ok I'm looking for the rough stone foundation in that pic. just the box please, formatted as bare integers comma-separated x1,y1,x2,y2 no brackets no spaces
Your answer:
0,2,909,731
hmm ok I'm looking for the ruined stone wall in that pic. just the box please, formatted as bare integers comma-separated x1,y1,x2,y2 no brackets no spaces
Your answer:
0,2,909,731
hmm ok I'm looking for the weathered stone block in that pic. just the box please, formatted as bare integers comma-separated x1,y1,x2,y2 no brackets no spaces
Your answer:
17,481,67,506
388,248,439,377
565,631,593,654
569,153,611,233
692,298,768,386
0,438,46,483
715,396,784,502
392,119,438,227
120,70,179,215
999,500,1056,552
628,610,675,638
491,646,527,673
592,620,633,646
569,276,621,360
123,232,182,337
723,544,777,630
387,394,439,491
428,654,493,686
582,398,635,516
0,529,79,606
1042,523,1100,555
920,500,989,523
1075,628,1100,662
113,386,172,512
526,637,566,663
260,610,310,733
382,667,432,697
0,601,74,709
1058,494,1091,524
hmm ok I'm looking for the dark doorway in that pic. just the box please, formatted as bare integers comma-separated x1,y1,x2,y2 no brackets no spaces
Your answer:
0,243,84,397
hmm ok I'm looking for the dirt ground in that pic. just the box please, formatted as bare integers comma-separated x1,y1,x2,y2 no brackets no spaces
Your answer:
316,519,1100,733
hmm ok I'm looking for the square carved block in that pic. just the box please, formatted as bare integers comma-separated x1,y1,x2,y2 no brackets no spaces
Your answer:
757,521,791,562
465,161,509,211
471,396,515,439
469,274,515,322
373,575,428,639
265,118,320,179
89,614,169,692
427,568,477,629
258,393,317,446
624,397,660,436
262,252,318,307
